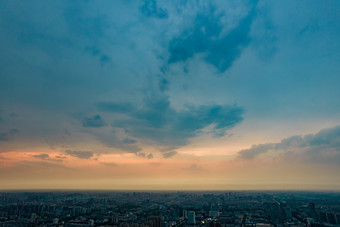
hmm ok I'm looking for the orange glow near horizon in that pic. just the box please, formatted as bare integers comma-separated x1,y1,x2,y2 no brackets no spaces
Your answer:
1,146,340,191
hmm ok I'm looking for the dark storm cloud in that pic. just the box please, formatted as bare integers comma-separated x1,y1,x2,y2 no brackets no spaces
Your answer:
82,115,107,128
97,94,243,147
237,126,340,164
65,150,93,159
140,0,168,19
168,3,257,73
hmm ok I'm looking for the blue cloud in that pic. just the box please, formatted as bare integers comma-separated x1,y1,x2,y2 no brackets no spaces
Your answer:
238,143,274,160
0,129,19,142
122,138,137,144
82,115,107,128
0,133,8,141
140,0,168,19
100,54,111,66
90,131,142,153
157,74,170,92
168,3,257,72
97,94,243,147
237,126,340,164
97,103,134,114
85,46,112,67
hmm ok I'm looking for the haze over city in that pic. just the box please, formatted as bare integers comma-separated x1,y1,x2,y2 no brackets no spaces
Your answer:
0,0,340,191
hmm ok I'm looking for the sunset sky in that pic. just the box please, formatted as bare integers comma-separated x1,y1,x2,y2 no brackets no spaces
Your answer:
0,0,340,190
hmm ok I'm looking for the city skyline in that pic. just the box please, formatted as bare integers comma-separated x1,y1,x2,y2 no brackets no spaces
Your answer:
0,1,340,190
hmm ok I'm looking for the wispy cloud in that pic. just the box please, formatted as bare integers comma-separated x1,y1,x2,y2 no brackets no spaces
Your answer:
82,115,107,128
140,0,168,19
97,94,243,148
32,153,64,162
163,151,177,158
237,126,340,165
65,150,94,159
101,162,118,167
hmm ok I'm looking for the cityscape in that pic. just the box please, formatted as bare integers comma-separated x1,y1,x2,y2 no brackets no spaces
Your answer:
1,2,340,227
0,191,339,227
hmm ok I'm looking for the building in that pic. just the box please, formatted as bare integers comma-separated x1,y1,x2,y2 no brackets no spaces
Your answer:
188,211,195,224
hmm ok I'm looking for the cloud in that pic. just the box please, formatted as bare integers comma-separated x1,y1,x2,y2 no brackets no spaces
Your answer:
0,133,8,141
147,153,153,159
0,129,19,142
65,150,93,159
33,153,50,160
97,103,134,113
237,125,340,164
97,94,243,147
0,155,8,160
32,153,64,162
136,152,146,158
101,162,118,167
19,161,66,169
163,150,177,158
100,54,111,66
136,152,153,159
168,2,257,73
82,115,107,128
10,129,19,134
85,46,112,67
183,164,205,173
122,138,137,144
157,74,170,92
93,132,142,153
238,143,274,160
140,0,168,19
55,155,67,159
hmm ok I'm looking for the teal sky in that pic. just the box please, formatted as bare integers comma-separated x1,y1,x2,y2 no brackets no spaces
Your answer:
0,0,339,190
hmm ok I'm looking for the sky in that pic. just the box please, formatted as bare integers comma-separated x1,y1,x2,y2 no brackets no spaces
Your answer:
0,0,340,191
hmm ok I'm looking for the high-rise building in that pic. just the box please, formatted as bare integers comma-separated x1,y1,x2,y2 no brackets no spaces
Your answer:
112,213,119,223
30,213,37,223
148,215,162,227
183,210,188,218
53,218,58,224
188,211,195,224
